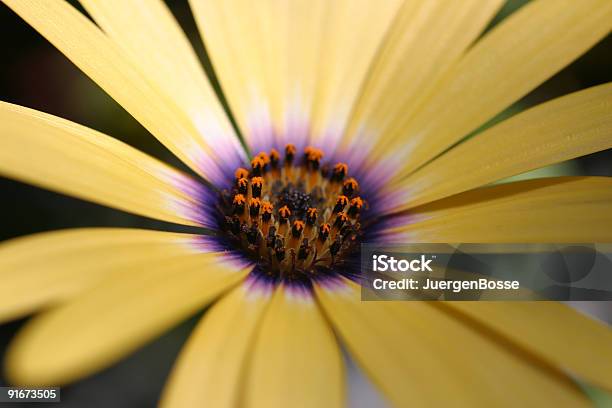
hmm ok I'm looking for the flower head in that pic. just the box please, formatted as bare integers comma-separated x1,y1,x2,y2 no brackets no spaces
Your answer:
0,0,612,407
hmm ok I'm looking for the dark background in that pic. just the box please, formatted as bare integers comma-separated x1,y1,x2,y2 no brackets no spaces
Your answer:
0,0,611,406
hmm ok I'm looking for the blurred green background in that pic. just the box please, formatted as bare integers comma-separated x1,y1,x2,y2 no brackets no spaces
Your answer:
0,0,610,406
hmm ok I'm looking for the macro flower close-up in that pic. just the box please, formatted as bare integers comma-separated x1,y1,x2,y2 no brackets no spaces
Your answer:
0,0,612,406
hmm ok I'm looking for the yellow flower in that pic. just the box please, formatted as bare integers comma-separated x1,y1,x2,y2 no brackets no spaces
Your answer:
0,0,611,407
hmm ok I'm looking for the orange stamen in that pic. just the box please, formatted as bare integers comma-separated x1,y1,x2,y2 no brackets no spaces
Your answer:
278,205,291,219
235,167,249,180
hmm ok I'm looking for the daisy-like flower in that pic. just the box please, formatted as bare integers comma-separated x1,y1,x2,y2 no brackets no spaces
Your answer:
1,0,612,406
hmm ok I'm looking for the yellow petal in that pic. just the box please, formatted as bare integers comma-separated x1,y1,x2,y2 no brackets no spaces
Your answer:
0,228,211,323
0,102,205,226
1,0,244,182
306,0,401,153
390,177,612,243
161,279,271,408
5,249,250,386
316,278,588,407
391,82,612,210
244,284,344,408
190,0,401,153
381,0,612,177
341,0,503,149
446,302,612,391
79,0,245,172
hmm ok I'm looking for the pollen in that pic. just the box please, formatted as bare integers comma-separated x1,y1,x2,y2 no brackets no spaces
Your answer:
278,205,291,219
251,176,263,198
218,145,367,281
334,195,349,213
342,177,359,196
269,149,280,167
331,162,348,182
256,151,270,165
291,220,305,236
348,197,364,218
251,157,265,176
285,144,297,163
262,201,274,220
233,194,246,206
306,207,318,224
236,177,248,194
305,147,324,169
235,167,249,180
249,197,262,216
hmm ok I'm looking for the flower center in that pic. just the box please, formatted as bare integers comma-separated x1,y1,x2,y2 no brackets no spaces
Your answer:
217,144,366,282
